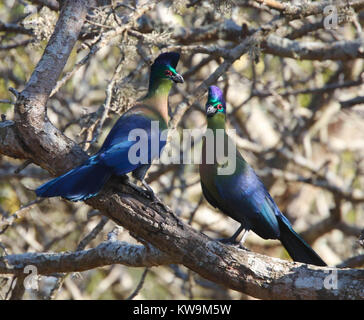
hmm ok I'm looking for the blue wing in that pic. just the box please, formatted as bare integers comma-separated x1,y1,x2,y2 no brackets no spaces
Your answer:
36,107,167,201
214,162,281,240
96,110,166,175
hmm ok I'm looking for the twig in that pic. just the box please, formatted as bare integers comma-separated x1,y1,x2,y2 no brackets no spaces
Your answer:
0,199,44,235
126,267,149,300
77,216,109,251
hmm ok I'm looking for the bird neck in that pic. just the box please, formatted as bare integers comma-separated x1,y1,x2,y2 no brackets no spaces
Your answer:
207,113,226,132
202,113,229,169
142,78,172,124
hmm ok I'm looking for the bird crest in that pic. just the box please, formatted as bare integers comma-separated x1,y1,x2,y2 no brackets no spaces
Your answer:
206,86,226,116
152,52,180,69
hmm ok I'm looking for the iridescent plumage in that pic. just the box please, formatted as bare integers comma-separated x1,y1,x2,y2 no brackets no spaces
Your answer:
199,86,326,266
36,52,183,201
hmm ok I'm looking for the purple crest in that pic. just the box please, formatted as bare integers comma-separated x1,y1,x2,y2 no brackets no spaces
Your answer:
208,86,226,107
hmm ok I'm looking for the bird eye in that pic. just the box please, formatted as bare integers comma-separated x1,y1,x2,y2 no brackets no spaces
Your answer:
217,104,223,110
165,70,173,76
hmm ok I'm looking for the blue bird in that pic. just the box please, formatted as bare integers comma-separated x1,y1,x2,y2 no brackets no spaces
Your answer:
199,86,326,266
36,52,184,201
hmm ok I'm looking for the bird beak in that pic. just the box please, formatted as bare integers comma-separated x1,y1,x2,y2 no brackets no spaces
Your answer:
206,105,217,117
171,73,184,83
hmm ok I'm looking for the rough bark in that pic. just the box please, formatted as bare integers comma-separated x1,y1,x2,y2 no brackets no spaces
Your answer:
0,0,363,300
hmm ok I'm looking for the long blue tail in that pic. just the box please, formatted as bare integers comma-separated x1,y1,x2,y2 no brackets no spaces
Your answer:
36,161,112,202
277,215,327,266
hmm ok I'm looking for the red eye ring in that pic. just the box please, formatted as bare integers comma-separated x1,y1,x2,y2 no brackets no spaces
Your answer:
165,70,173,76
217,104,223,110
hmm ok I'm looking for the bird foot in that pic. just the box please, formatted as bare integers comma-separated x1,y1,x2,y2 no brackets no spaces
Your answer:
124,178,169,211
141,180,170,212
123,179,153,199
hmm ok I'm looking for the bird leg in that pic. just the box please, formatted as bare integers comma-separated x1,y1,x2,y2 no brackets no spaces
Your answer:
122,176,169,211
218,225,250,250
140,179,170,212
121,176,153,199
218,225,245,244
240,229,250,245
130,166,169,211
141,179,155,197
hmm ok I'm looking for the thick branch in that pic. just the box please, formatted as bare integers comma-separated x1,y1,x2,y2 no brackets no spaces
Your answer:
0,120,31,159
0,240,175,275
173,20,364,61
13,0,93,174
263,35,364,61
84,187,363,300
1,220,363,299
0,21,33,35
251,0,364,18
1,0,363,300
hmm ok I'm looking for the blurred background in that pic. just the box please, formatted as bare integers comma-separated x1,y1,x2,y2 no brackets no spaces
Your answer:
0,0,363,299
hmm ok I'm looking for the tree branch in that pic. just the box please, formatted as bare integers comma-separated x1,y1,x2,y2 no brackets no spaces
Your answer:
172,20,364,61
1,0,363,300
1,234,363,299
0,240,175,275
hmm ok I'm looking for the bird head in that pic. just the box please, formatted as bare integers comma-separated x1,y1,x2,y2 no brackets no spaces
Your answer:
206,86,226,118
150,52,184,83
